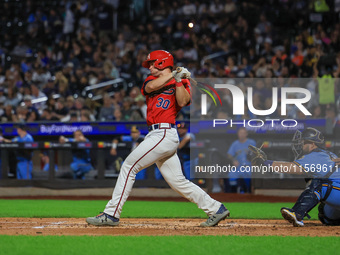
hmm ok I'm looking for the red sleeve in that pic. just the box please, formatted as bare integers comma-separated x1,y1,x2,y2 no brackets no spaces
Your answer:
182,79,191,94
141,75,156,96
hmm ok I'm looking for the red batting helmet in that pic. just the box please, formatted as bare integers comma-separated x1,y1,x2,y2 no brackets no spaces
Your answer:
142,50,174,70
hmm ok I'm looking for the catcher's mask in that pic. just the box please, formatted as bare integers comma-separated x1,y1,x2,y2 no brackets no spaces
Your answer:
292,127,324,159
142,50,174,70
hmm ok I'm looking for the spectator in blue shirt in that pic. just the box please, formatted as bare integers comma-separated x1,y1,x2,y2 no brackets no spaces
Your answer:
59,130,93,179
111,126,146,179
2,124,34,179
226,127,256,193
177,122,195,180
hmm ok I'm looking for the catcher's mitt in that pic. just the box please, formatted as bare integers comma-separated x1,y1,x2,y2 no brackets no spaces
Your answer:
248,145,267,166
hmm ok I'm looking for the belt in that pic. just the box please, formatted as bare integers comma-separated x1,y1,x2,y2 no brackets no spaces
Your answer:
148,123,176,131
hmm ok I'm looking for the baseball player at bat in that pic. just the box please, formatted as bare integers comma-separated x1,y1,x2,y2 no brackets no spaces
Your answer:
86,50,230,227
249,127,340,227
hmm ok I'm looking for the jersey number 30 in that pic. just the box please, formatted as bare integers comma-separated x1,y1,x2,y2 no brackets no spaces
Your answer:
156,97,170,109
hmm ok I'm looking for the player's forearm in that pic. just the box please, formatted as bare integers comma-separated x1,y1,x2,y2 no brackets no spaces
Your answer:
178,137,190,149
110,148,117,156
145,73,174,93
175,85,190,107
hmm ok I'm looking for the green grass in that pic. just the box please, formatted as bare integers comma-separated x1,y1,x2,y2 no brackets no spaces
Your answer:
1,235,339,255
0,199,319,219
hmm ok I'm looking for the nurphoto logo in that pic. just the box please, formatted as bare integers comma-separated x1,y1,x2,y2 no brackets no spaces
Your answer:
200,84,312,128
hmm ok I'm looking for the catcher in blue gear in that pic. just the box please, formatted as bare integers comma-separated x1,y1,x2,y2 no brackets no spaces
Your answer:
249,127,340,227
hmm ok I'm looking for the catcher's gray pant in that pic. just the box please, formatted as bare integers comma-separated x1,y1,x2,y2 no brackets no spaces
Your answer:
104,127,221,218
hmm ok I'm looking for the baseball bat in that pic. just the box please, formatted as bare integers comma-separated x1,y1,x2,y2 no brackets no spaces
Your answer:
176,68,223,106
176,67,198,86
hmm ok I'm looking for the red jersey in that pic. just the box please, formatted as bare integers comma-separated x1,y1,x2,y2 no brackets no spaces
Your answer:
141,75,191,126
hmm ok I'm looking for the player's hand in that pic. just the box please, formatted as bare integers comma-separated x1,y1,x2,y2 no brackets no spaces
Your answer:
180,67,191,79
333,158,340,167
172,67,191,82
233,160,240,167
110,139,119,156
76,135,85,142
172,70,182,82
59,136,68,143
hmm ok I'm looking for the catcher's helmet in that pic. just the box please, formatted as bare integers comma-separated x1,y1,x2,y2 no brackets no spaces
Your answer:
292,127,324,159
142,50,174,70
301,127,324,144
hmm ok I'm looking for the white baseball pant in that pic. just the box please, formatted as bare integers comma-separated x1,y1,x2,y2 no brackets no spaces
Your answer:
103,126,221,218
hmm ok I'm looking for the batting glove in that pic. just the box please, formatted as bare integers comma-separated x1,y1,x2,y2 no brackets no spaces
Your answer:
172,67,191,82
172,70,182,82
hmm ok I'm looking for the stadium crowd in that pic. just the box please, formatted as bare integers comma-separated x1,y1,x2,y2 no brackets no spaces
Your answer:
0,0,339,123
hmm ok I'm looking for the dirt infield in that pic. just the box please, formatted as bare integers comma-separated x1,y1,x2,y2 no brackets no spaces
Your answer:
1,218,339,236
1,194,337,237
